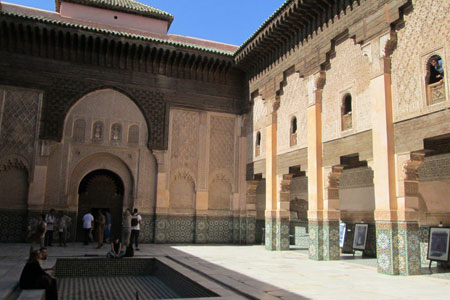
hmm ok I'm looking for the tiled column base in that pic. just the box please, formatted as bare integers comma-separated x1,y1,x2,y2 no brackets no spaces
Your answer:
246,216,256,244
195,215,207,244
265,218,289,251
376,221,421,275
239,216,247,244
308,220,340,260
233,216,240,244
155,215,169,244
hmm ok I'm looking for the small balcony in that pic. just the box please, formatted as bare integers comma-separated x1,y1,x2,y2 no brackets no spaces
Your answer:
342,112,352,131
427,80,446,105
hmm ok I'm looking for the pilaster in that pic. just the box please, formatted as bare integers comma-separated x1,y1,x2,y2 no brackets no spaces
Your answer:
371,32,421,275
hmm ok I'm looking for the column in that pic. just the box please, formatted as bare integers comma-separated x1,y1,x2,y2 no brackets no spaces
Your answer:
246,180,259,244
307,71,339,260
153,150,169,244
321,166,343,260
371,33,422,275
265,97,289,250
195,112,209,244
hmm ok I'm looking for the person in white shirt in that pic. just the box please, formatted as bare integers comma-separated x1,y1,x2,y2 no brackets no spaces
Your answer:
130,209,142,251
44,209,56,247
82,212,94,245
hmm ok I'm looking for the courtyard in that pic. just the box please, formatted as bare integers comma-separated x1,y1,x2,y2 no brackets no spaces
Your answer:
1,243,450,300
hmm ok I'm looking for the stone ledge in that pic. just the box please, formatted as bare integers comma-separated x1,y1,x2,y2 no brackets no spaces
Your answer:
17,289,45,300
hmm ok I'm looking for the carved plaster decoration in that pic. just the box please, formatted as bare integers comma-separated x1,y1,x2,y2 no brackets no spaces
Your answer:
382,31,398,58
0,157,28,173
171,168,196,187
361,43,372,64
403,152,425,182
252,96,267,125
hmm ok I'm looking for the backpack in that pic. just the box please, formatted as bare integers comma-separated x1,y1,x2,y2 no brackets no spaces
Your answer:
124,244,134,257
131,216,139,227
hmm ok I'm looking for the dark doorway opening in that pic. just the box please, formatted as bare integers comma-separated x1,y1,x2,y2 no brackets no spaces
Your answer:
77,169,124,242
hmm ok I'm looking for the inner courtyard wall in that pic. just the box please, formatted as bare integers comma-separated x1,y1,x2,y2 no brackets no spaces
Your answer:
155,108,242,244
0,86,41,242
322,39,373,144
391,0,450,122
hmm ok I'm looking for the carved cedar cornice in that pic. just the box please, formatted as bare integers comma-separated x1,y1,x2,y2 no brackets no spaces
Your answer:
0,14,237,84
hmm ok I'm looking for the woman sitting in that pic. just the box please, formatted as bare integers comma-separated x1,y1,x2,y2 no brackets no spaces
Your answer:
19,249,58,300
107,237,124,258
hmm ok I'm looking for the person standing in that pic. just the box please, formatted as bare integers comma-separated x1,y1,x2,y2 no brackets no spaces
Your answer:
104,209,111,243
82,211,94,246
130,209,142,251
37,214,47,248
96,210,106,249
121,209,132,246
57,211,71,247
45,209,56,246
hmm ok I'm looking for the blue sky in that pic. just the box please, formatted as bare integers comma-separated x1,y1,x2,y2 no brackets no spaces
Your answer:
4,0,285,45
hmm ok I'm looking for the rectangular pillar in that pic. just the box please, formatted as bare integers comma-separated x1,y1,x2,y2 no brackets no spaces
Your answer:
264,98,289,251
306,73,340,260
371,55,420,275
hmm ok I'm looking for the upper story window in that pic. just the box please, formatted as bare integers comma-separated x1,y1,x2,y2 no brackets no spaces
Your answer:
426,55,445,105
92,121,103,142
128,125,140,144
290,116,297,147
341,93,352,131
111,123,122,142
255,131,261,157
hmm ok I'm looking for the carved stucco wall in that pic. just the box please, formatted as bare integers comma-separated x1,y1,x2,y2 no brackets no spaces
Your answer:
418,153,450,213
256,179,266,220
392,0,450,121
250,96,267,161
0,86,40,211
339,167,375,212
209,115,235,210
0,86,41,175
289,176,308,221
245,111,253,164
169,109,199,210
322,39,372,142
277,74,308,153
170,109,199,177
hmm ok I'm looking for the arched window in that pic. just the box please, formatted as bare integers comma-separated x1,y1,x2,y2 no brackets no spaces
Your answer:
341,94,352,131
128,125,140,144
426,55,445,105
290,117,297,147
111,123,122,142
73,119,86,142
255,131,261,157
92,121,103,142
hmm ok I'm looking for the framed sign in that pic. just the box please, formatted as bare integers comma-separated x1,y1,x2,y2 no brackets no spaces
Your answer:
353,223,368,251
339,223,346,248
427,227,450,262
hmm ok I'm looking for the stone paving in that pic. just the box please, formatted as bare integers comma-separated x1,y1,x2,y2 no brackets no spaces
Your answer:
1,243,450,300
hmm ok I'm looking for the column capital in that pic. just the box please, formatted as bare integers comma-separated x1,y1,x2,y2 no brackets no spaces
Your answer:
152,150,168,172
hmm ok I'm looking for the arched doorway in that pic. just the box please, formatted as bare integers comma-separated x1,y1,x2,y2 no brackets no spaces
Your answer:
76,169,124,242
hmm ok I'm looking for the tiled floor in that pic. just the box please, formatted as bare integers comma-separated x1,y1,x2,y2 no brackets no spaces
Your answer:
1,243,450,300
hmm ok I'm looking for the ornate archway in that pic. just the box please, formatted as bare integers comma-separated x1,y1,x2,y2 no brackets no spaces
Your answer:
76,169,124,242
